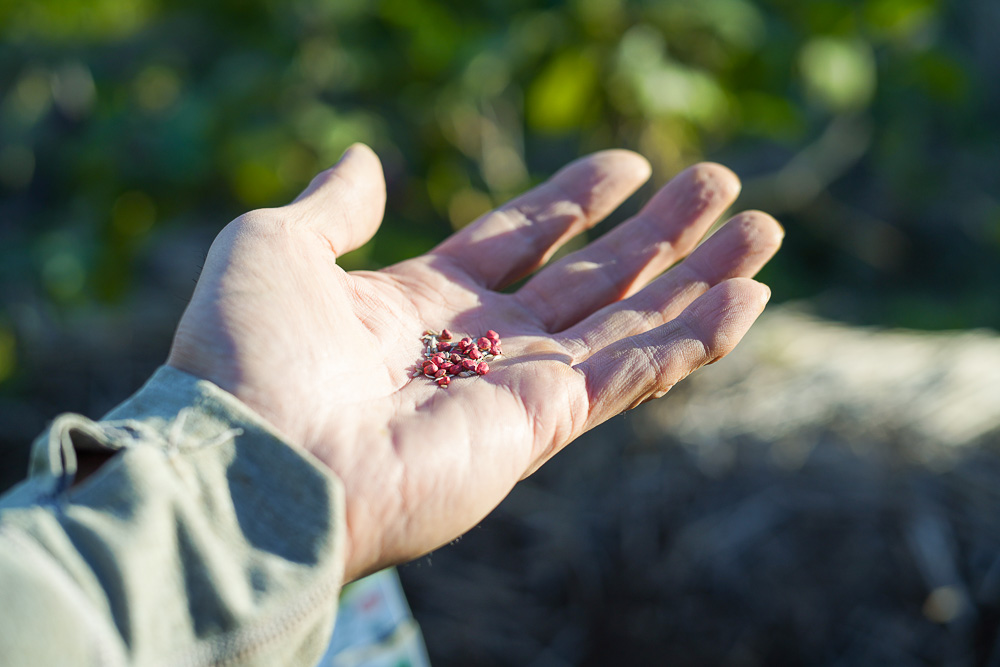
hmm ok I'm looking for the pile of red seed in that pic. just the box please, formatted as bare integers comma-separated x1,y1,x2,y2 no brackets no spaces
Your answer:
415,328,502,388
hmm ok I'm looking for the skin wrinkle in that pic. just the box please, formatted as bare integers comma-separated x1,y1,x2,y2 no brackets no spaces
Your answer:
517,257,619,333
630,341,669,408
617,241,673,299
565,272,706,361
685,165,728,215
555,332,590,365
302,169,351,224
520,229,674,333
309,227,339,257
511,389,542,476
544,155,631,225
379,259,463,303
422,253,488,294
514,370,578,478
345,276,407,339
678,311,718,365
383,425,414,567
496,199,587,284
489,160,630,285
324,408,401,580
298,154,383,256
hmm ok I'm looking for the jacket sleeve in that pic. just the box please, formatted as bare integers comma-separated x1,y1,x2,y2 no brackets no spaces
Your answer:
0,365,347,667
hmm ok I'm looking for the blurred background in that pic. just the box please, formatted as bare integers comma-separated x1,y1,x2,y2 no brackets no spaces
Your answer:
2,0,1000,665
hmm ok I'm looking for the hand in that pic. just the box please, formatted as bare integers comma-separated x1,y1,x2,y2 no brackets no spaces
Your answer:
167,144,782,581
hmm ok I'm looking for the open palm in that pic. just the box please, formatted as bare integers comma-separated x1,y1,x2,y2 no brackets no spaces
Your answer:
167,144,782,581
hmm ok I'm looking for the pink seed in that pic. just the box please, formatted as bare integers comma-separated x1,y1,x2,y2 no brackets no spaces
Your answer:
436,375,450,387
461,358,476,371
476,362,489,375
460,337,473,348
432,354,445,366
477,337,490,350
423,364,439,376
439,328,453,341
434,368,447,378
468,347,481,360
486,330,500,342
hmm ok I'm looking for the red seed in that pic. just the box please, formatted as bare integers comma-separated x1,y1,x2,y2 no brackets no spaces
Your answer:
436,375,450,387
490,343,501,356
434,368,447,378
468,347,481,360
423,364,439,376
460,337,473,348
476,362,489,375
432,354,446,366
486,330,500,342
450,353,463,363
461,358,476,371
439,328,453,341
477,337,490,351
437,341,451,352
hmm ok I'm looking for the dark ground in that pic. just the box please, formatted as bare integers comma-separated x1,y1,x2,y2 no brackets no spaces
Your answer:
398,310,1000,667
3,303,1000,667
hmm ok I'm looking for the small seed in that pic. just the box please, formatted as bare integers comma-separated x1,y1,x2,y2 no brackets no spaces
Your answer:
432,354,446,366
436,375,451,387
423,363,439,376
476,361,489,375
468,347,481,360
486,330,499,342
435,368,447,378
439,328,453,341
461,358,477,371
437,341,451,352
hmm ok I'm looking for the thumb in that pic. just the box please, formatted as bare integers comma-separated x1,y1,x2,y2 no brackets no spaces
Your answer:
288,143,387,257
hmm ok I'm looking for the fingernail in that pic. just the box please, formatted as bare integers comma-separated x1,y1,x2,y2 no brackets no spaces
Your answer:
774,219,786,238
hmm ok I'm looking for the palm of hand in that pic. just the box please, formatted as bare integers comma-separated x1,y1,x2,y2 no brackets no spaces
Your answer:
168,145,782,580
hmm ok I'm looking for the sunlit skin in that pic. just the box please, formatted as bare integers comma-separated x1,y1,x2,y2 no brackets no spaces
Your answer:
166,144,783,582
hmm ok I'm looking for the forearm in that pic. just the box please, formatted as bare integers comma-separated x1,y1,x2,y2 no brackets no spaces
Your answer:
0,367,347,666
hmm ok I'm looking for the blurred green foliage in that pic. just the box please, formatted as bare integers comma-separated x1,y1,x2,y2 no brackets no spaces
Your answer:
1,0,999,387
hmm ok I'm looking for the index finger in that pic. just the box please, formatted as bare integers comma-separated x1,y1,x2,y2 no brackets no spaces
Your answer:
431,150,651,289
